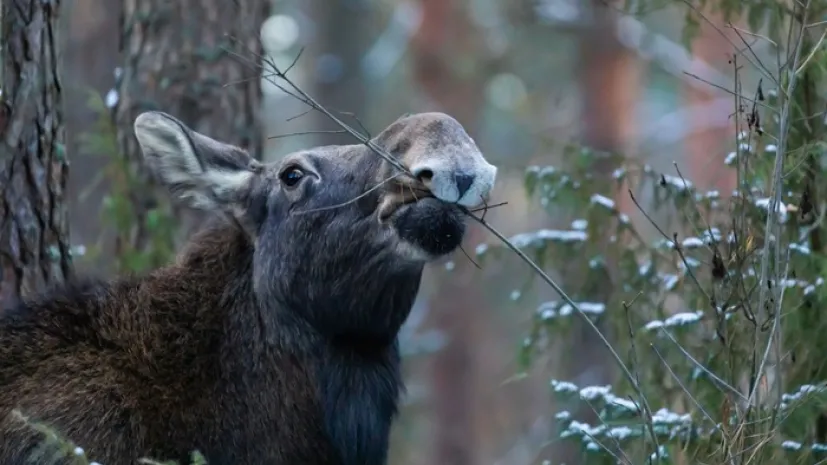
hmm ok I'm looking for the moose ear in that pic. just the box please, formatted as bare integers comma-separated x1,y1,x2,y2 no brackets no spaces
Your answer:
133,111,261,212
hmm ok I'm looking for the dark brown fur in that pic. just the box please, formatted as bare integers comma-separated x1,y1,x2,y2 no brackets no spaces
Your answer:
0,111,497,465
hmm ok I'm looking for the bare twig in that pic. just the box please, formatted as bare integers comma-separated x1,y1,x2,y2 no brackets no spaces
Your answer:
221,35,411,176
464,212,664,453
294,173,402,215
747,0,810,413
227,34,674,453
679,0,779,85
651,343,716,425
656,326,747,402
268,130,347,140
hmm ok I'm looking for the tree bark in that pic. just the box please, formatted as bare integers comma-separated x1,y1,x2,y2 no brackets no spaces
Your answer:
412,2,487,464
112,0,268,264
0,0,72,308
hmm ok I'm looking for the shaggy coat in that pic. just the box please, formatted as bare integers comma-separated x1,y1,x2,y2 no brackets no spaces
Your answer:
0,111,497,465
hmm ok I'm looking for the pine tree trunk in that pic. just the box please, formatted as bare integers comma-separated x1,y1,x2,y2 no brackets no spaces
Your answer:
412,1,487,463
110,0,268,269
0,0,72,308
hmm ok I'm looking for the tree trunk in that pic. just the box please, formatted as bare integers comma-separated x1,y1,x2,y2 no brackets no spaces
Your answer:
0,0,72,308
308,0,371,147
412,1,487,464
554,1,640,462
111,0,268,269
683,9,736,197
63,0,122,274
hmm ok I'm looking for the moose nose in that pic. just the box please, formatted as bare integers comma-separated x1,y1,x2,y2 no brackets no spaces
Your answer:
409,159,493,206
454,173,475,200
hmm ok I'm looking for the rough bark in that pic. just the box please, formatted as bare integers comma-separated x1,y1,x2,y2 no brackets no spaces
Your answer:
0,0,72,308
113,0,268,259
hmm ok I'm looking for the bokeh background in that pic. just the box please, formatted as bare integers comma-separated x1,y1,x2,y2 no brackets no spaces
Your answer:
54,0,770,463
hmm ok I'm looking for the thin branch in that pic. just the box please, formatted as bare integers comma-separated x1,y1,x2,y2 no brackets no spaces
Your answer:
657,326,748,402
463,212,664,452
267,130,347,140
795,26,827,75
651,343,716,425
222,35,411,176
294,173,402,215
679,0,779,86
747,0,811,413
683,72,776,114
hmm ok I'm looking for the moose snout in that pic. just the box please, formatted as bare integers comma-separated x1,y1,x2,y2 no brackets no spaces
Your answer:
455,173,475,199
409,155,497,208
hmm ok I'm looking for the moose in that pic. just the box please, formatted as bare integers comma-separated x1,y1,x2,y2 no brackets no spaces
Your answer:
0,111,497,465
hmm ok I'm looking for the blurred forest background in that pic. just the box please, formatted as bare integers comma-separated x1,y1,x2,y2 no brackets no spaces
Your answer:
4,0,826,464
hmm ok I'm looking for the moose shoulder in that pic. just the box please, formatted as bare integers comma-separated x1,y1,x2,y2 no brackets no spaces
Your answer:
0,112,497,465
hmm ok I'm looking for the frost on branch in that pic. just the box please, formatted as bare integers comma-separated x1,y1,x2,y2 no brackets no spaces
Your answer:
643,311,703,331
546,379,827,459
508,69,827,463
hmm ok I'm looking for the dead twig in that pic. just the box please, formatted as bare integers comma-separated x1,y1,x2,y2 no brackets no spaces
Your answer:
223,27,664,455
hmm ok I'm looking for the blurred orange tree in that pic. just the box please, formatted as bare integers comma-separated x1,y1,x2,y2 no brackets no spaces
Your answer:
478,1,827,463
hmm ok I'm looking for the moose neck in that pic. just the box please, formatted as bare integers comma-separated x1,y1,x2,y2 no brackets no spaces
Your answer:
309,275,422,346
269,263,417,465
177,218,410,465
267,240,425,348
262,288,408,465
300,271,419,465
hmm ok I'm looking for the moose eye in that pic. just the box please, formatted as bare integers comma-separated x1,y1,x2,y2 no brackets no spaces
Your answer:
279,166,304,188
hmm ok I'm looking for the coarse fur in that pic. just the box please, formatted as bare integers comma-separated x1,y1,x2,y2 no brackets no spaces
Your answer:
0,111,497,465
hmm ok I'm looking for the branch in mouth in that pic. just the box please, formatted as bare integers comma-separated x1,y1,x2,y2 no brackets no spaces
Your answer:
377,187,433,222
